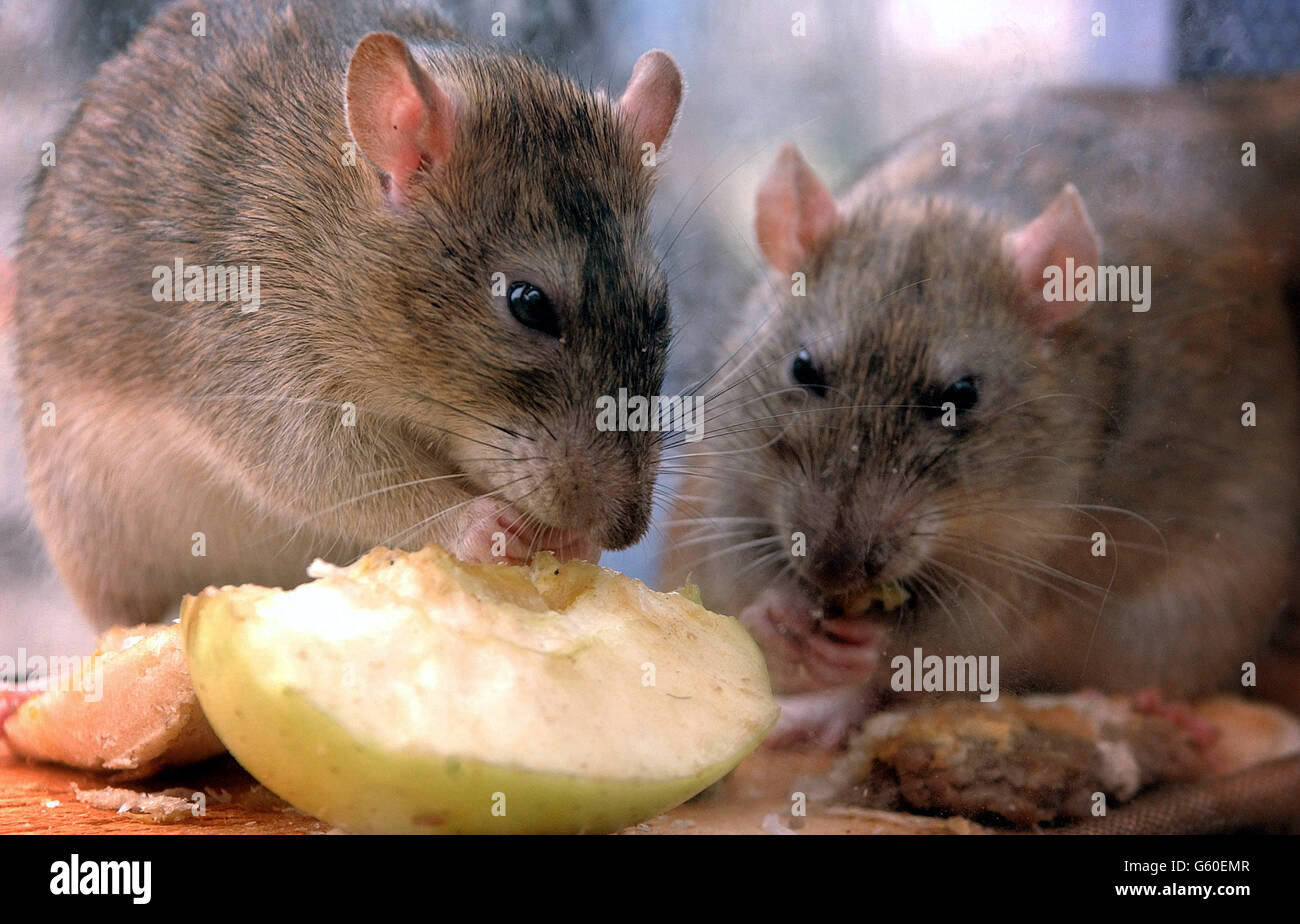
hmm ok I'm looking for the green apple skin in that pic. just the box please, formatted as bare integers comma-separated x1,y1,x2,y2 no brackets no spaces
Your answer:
182,590,775,834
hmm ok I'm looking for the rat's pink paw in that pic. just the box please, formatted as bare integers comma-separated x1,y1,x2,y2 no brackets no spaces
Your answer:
765,685,874,750
739,587,886,694
454,498,600,565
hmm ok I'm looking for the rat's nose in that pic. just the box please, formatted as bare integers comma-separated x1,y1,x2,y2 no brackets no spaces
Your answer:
792,530,895,596
543,426,654,551
593,491,653,549
794,539,868,594
860,541,895,583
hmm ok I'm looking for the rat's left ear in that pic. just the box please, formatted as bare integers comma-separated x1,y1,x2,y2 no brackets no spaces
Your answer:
617,50,683,152
754,143,840,277
1002,184,1101,333
345,32,457,207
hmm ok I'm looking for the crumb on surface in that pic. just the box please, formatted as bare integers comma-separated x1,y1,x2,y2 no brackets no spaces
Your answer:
71,783,196,824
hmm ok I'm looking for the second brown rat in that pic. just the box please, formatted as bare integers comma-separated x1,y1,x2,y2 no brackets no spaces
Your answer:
13,0,683,631
664,80,1300,744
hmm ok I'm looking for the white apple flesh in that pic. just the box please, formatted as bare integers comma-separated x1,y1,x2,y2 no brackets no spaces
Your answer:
182,545,778,833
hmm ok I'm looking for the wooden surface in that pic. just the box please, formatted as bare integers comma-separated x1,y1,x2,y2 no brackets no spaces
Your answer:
0,740,976,835
0,740,331,834
13,675,1300,834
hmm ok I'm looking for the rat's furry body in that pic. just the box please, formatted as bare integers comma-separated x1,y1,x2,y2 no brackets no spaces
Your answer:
665,82,1300,721
16,0,680,627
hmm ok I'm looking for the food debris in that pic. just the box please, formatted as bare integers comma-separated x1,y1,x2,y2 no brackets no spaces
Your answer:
831,692,1209,827
824,805,991,835
72,783,197,824
240,784,294,813
761,812,797,835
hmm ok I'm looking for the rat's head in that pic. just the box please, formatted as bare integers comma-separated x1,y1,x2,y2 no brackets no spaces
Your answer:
704,145,1109,686
337,35,683,552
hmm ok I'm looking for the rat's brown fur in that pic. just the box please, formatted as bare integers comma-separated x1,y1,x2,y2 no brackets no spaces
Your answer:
16,0,673,627
665,81,1300,698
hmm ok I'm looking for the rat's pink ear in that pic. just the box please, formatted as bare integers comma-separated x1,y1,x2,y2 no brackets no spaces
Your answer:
345,32,456,205
617,50,683,152
1002,184,1101,333
755,143,840,277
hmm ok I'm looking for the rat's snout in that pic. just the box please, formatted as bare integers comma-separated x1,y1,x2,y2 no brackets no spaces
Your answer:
531,421,656,551
785,489,908,597
595,495,653,549
792,530,896,595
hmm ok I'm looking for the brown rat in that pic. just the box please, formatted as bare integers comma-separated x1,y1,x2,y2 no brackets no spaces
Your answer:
14,0,683,629
663,80,1300,744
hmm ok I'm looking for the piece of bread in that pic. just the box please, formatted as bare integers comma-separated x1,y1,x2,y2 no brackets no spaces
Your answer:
828,692,1300,829
2,622,225,780
1194,694,1300,774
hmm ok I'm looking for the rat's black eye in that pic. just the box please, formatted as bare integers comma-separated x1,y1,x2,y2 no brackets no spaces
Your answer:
926,375,979,421
507,282,561,338
941,376,979,412
791,348,827,396
925,376,977,423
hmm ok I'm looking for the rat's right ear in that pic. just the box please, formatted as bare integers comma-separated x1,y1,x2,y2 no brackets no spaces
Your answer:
345,32,456,207
755,143,840,277
617,50,684,153
1002,184,1101,334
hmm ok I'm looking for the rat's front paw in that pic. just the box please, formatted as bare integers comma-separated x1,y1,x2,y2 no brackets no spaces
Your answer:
765,685,874,749
454,498,600,565
739,586,886,694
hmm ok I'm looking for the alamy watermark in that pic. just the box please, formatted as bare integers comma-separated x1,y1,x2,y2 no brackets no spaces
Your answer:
890,647,999,702
595,388,705,442
49,855,150,904
1,649,104,702
1042,258,1151,312
152,257,261,312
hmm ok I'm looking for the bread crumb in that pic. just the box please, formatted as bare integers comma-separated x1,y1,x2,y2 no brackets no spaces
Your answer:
72,783,195,824
761,813,796,835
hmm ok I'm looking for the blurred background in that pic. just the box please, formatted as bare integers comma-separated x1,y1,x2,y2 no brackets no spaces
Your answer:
2,0,1297,654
